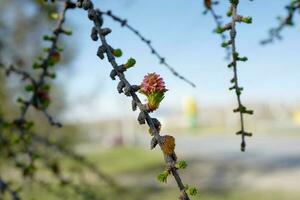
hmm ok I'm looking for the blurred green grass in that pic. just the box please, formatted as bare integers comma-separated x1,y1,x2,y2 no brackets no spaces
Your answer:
85,146,163,175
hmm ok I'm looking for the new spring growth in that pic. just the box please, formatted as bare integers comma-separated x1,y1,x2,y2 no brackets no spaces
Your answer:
124,57,136,69
157,160,185,184
112,48,122,57
186,186,198,196
50,12,59,20
175,160,187,170
157,170,169,183
139,73,168,112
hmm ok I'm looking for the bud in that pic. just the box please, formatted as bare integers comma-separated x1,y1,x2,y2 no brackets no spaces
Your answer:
175,160,187,169
50,51,60,64
241,17,252,24
63,29,73,36
25,85,34,92
34,90,50,109
50,13,59,20
238,56,248,62
113,49,123,57
124,58,136,69
160,135,175,156
215,26,225,34
187,187,198,196
157,171,169,183
32,62,41,69
204,0,211,9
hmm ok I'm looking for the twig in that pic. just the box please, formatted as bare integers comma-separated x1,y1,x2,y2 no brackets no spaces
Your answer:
101,10,196,88
261,0,300,45
42,110,62,127
203,0,231,59
77,0,192,198
5,65,37,86
216,0,253,151
32,134,119,188
0,1,76,190
5,1,75,130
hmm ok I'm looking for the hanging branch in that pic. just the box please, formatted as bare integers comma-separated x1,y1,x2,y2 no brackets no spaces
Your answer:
203,0,230,59
32,134,119,188
5,1,76,130
1,0,75,183
215,0,253,151
261,0,300,45
100,10,196,88
76,0,197,199
6,0,75,129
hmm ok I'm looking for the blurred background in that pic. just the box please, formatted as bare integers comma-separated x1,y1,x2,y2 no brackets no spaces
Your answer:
0,0,300,199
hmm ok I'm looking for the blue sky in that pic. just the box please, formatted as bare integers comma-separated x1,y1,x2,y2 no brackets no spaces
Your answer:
58,0,300,121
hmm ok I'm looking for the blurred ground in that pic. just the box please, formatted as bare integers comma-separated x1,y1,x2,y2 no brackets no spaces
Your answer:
53,134,300,200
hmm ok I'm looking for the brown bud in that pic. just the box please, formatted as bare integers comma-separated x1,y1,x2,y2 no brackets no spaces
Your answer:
33,90,50,109
160,135,175,156
51,51,60,64
204,0,212,9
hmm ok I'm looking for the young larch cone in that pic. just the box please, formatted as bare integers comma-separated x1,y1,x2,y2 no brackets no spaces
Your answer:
140,73,168,112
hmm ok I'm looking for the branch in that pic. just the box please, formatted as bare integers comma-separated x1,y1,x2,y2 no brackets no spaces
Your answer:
5,65,37,86
4,1,75,131
101,10,196,88
0,0,76,184
32,134,119,188
76,0,194,198
203,0,231,59
261,0,300,45
216,0,253,151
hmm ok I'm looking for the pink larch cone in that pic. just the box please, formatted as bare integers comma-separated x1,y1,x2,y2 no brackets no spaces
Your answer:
140,73,168,111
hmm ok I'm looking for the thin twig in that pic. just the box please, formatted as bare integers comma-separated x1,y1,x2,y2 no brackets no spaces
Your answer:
229,1,253,151
261,0,300,45
203,0,231,59
216,0,253,151
0,2,76,192
32,134,119,188
5,1,75,129
101,10,196,88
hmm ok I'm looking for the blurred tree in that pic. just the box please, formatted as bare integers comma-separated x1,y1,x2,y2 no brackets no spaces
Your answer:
0,1,113,199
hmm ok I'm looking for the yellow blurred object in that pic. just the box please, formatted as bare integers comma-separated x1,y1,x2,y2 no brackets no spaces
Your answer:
293,110,300,125
184,96,197,117
183,96,198,129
